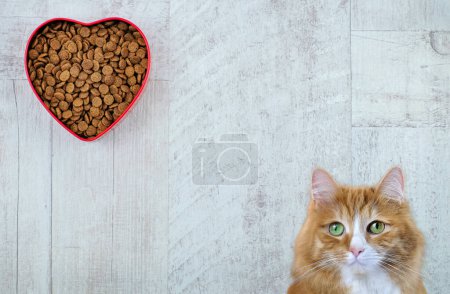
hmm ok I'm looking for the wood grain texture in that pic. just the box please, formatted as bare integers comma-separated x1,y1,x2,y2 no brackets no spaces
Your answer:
352,31,450,127
0,17,45,80
352,127,450,293
169,1,351,293
0,0,104,19
15,80,52,293
0,80,18,293
112,81,169,293
352,0,450,31
51,128,114,293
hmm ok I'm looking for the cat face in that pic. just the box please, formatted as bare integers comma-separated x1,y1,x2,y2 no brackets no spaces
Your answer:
306,168,423,279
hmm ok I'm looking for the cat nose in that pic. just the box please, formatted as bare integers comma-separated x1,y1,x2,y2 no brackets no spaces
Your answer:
350,246,364,257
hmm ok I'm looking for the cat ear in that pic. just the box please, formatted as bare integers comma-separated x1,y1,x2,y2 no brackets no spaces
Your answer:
377,167,405,202
311,168,337,204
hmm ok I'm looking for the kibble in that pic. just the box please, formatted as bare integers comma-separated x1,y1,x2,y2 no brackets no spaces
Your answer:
27,20,148,138
104,94,114,106
59,70,70,82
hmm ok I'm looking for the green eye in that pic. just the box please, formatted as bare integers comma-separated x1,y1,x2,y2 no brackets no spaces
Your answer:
329,222,345,236
368,221,385,234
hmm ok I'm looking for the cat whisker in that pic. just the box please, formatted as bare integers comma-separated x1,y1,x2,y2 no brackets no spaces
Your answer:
356,254,429,279
379,258,428,280
296,262,336,282
293,259,333,272
347,254,428,283
294,254,348,271
379,261,416,291
378,255,426,273
383,254,430,275
294,258,342,282
299,257,342,272
379,264,412,290
362,256,427,279
290,255,347,281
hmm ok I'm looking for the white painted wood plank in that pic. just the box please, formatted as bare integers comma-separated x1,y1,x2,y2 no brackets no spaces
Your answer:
169,1,351,293
51,128,114,293
352,0,450,31
0,0,105,19
0,79,18,293
111,81,168,293
352,31,450,127
14,80,52,293
352,127,450,294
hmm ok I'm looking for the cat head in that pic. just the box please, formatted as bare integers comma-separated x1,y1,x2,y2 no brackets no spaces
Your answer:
304,167,423,279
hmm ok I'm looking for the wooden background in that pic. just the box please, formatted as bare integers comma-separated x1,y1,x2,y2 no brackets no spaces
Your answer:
0,0,449,293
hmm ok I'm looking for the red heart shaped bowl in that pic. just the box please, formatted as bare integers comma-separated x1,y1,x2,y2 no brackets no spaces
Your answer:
24,17,151,141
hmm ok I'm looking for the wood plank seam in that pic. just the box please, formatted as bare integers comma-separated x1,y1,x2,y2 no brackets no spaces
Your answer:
111,130,114,286
350,0,353,184
50,123,53,294
13,79,19,294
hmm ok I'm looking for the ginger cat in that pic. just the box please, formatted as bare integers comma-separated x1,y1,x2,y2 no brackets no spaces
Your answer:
288,167,426,294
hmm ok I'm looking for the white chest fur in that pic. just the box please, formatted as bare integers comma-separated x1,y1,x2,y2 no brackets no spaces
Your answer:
341,267,401,294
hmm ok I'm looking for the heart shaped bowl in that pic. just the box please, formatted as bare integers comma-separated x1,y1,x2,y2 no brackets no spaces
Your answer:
24,17,151,141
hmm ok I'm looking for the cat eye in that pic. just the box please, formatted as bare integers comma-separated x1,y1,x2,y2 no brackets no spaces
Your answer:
329,222,345,236
367,221,385,234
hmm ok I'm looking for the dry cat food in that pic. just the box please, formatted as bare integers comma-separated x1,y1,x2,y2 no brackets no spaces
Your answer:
27,20,148,138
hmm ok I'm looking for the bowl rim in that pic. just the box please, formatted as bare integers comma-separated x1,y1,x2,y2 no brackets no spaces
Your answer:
24,16,152,142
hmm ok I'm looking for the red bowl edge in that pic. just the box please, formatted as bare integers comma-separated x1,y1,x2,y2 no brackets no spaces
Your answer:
24,16,152,142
